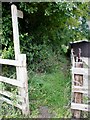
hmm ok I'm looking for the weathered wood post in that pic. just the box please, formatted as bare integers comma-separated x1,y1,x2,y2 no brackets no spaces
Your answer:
18,54,29,115
11,5,21,95
11,4,29,115
11,4,21,60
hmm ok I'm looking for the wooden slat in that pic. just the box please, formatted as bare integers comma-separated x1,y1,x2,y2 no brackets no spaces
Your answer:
0,96,22,109
72,86,90,94
0,76,23,88
0,90,23,102
74,62,83,67
0,58,25,67
72,68,90,76
71,103,90,111
75,62,83,64
17,10,23,18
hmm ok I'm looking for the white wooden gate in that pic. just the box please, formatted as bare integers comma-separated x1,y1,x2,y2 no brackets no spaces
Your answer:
71,49,90,118
0,4,29,116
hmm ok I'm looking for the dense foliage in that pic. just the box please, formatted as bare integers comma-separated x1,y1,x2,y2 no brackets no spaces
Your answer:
0,2,90,118
1,2,90,72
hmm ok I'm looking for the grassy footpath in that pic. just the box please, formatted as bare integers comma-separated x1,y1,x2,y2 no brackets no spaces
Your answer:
28,56,72,118
29,71,71,118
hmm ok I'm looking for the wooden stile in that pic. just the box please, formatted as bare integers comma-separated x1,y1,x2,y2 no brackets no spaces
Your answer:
71,48,90,118
0,56,30,115
73,63,83,118
0,4,29,116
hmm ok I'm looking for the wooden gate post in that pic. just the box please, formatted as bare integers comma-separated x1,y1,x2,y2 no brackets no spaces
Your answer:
18,54,29,115
11,5,21,95
11,4,20,59
11,4,29,115
11,4,24,84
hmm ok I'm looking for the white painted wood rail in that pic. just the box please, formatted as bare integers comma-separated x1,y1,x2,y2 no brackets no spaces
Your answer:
0,58,25,67
0,4,29,116
71,103,90,111
71,68,90,76
71,49,90,118
0,56,29,115
72,86,90,94
0,76,23,87
0,90,23,102
0,96,22,109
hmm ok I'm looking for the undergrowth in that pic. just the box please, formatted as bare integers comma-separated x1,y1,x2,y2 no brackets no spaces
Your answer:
0,54,72,118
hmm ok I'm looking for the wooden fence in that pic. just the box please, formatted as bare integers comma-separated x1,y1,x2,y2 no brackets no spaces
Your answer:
0,4,29,116
71,49,90,118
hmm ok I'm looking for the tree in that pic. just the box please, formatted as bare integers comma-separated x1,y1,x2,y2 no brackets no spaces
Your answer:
1,2,90,61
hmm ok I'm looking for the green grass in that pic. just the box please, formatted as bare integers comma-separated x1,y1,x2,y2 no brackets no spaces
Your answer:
0,55,72,118
28,65,71,118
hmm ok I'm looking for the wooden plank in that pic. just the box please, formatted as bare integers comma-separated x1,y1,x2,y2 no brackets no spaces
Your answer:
71,103,90,111
0,90,23,102
17,10,23,18
75,62,83,64
72,86,90,94
0,58,25,67
0,96,22,110
72,68,90,76
11,4,20,59
0,76,23,88
74,62,83,65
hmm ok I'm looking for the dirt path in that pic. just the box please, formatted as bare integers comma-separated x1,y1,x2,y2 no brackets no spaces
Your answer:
38,106,54,118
